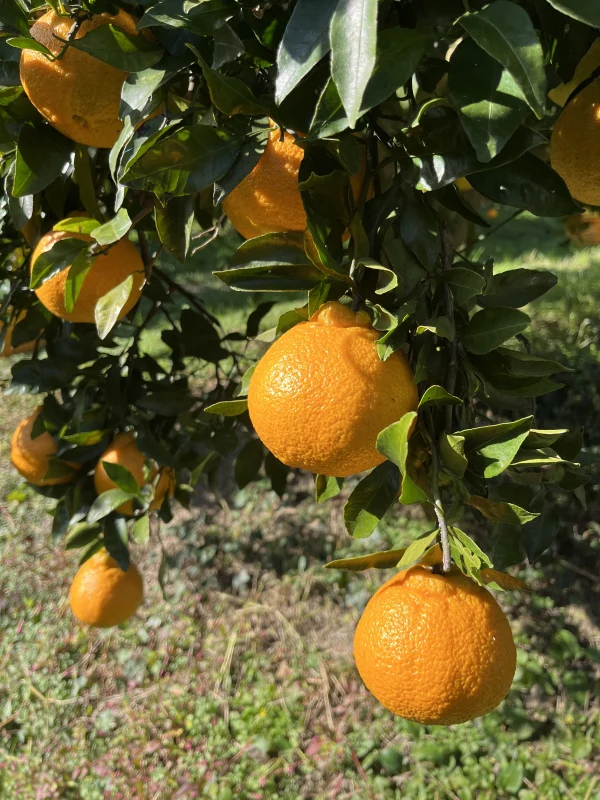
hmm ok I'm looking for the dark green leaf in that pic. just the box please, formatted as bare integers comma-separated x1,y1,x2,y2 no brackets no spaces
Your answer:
330,0,378,127
200,60,265,115
0,0,29,34
467,154,581,217
102,461,141,496
442,267,486,305
14,123,72,198
121,56,188,121
466,495,539,525
155,196,194,262
139,0,235,35
448,38,529,162
479,268,557,308
418,385,463,409
6,37,53,57
122,126,240,197
343,461,399,538
440,433,468,477
522,500,559,561
88,489,135,524
215,118,269,203
30,238,89,290
95,275,134,340
64,250,97,314
68,24,163,72
553,427,584,460
459,416,532,478
458,1,546,118
462,307,530,354
315,475,344,503
212,23,245,68
204,399,248,416
103,516,130,572
264,452,289,498
275,0,338,103
546,1,600,28
235,439,264,489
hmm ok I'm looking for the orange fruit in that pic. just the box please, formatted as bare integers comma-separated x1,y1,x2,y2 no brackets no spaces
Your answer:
354,565,516,725
31,217,145,324
222,123,367,239
0,310,38,356
10,407,79,486
248,301,418,477
550,77,600,206
20,10,141,149
94,432,176,516
69,548,143,628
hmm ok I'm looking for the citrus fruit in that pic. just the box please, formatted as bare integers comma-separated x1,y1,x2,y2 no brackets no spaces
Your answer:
0,310,38,356
10,408,79,486
222,123,367,239
94,432,176,516
248,301,418,477
549,39,600,108
31,217,145,323
455,177,472,192
353,565,516,725
550,77,600,206
20,10,141,149
69,548,143,628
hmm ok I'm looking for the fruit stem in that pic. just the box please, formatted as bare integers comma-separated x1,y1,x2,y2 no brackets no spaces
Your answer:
431,443,451,573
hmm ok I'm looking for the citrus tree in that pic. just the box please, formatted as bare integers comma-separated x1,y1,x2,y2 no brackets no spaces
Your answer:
1,0,598,724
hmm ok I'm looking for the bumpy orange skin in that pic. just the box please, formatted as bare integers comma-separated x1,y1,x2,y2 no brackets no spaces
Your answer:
20,10,138,149
11,408,79,486
248,301,418,477
69,549,143,628
31,219,145,324
0,311,38,356
354,566,517,726
550,78,600,206
222,125,367,239
94,432,176,516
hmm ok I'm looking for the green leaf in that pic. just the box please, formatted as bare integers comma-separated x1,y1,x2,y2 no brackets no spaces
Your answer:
30,238,90,290
523,428,569,449
155,196,194,262
215,232,326,291
67,24,163,72
64,250,97,314
91,209,132,246
467,154,581,217
466,496,539,525
488,348,571,378
131,514,150,545
440,433,468,477
377,412,430,505
358,258,398,294
442,267,486,305
546,1,600,28
275,0,338,104
0,0,29,34
122,127,240,197
343,461,399,538
458,417,533,479
121,57,188,122
234,439,264,490
522,500,558,562
204,399,248,416
238,364,257,395
416,316,455,340
101,461,141,496
418,385,463,409
74,145,101,220
315,475,344,503
553,427,584,460
212,23,245,69
215,118,269,203
448,38,528,162
64,523,103,551
94,275,134,340
330,0,378,127
13,123,73,198
462,307,530,354
398,530,439,568
54,216,100,234
264,452,289,498
458,1,546,118
497,763,524,795
6,37,53,57
103,516,130,572
138,0,235,35
307,282,330,317
325,548,407,571
479,269,557,308
88,489,135,524
200,60,264,115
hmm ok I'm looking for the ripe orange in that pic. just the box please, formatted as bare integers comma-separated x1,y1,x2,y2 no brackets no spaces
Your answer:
354,565,516,725
10,408,79,486
20,10,141,149
69,548,143,628
31,217,145,324
550,77,600,206
248,301,418,477
222,123,367,239
94,432,176,516
0,310,38,356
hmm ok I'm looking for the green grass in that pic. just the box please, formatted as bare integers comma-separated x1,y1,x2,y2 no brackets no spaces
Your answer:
1,217,599,799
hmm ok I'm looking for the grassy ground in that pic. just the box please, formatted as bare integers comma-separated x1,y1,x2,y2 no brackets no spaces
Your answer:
0,215,599,799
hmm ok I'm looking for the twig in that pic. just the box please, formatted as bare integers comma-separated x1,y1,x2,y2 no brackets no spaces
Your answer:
431,443,451,573
558,559,598,583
